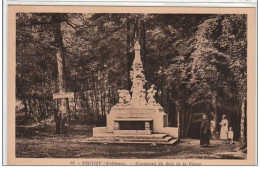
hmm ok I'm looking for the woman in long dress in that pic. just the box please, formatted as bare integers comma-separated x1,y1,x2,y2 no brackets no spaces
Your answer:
219,114,229,140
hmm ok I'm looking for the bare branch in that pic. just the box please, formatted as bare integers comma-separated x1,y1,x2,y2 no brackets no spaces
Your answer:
64,20,98,30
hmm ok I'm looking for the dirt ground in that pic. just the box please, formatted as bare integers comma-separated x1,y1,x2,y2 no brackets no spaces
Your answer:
16,125,246,159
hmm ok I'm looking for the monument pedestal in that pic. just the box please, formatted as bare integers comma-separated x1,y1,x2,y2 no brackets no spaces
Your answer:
106,105,167,133
85,104,179,145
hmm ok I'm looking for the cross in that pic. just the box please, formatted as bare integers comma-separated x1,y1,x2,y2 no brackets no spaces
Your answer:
53,92,74,100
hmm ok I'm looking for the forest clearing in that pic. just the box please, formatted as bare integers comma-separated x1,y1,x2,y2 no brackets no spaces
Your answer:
15,13,248,159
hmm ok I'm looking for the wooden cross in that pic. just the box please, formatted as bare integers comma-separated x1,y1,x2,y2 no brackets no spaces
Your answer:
53,92,74,100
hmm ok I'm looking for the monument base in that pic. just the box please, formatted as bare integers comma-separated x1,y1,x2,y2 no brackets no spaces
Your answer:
93,126,179,139
113,130,152,135
85,104,179,145
105,104,179,138
81,132,179,145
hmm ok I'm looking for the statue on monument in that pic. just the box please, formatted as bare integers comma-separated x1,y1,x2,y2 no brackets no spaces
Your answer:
117,40,161,107
139,89,147,106
118,90,131,105
147,84,157,105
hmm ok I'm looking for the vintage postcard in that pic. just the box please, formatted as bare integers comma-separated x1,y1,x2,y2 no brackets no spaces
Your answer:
6,5,256,165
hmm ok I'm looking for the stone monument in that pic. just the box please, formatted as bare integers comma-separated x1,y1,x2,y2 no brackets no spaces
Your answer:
84,40,179,145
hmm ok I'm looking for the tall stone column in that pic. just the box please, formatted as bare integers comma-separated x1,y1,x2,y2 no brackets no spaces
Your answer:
130,41,147,106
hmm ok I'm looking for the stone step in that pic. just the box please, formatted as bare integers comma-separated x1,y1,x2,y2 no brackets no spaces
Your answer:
93,133,168,139
79,138,178,146
157,139,179,145
79,140,158,145
163,136,174,142
79,134,179,145
83,136,173,142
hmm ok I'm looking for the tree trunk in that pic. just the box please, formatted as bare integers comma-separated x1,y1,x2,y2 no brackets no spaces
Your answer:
100,92,104,116
175,101,181,138
90,92,95,123
160,76,165,104
141,20,147,69
240,97,246,142
52,15,70,134
22,99,29,117
184,105,193,137
108,87,111,111
126,19,132,90
54,100,60,134
211,92,218,139
92,72,99,124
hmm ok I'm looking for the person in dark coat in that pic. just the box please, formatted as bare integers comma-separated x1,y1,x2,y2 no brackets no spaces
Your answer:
200,114,210,147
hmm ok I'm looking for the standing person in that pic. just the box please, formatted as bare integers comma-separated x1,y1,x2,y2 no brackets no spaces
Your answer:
200,114,210,147
219,114,229,140
228,127,234,144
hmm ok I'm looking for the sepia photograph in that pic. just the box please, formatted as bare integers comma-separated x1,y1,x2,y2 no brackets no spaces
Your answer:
6,6,256,165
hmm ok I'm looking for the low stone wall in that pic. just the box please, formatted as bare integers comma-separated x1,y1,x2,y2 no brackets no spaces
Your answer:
162,127,179,138
93,127,107,136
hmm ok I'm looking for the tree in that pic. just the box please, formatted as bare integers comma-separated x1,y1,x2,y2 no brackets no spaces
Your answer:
16,13,75,133
217,14,247,142
16,13,247,141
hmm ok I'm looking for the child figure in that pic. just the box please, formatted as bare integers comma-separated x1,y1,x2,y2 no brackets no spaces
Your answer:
228,127,234,144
